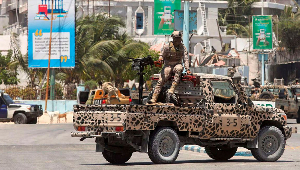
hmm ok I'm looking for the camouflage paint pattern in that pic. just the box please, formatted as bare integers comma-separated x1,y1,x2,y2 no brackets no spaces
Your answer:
73,73,293,140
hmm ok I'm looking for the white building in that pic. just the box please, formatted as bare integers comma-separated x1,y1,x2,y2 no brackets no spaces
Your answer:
0,0,298,86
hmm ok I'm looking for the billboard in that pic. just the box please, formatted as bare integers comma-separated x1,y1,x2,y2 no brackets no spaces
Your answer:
252,15,273,50
28,0,75,68
174,10,197,33
154,0,181,35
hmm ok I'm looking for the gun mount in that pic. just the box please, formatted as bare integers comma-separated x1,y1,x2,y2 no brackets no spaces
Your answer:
131,56,154,104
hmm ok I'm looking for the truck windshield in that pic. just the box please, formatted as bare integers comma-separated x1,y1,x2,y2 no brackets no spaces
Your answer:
3,94,14,105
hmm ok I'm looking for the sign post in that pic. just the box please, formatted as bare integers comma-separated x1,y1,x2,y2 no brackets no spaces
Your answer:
252,15,272,86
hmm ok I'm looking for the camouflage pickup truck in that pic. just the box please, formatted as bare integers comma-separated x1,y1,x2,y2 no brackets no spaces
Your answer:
72,73,295,164
252,85,300,123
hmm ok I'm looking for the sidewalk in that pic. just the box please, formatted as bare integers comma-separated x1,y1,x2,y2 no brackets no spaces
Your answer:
181,145,253,157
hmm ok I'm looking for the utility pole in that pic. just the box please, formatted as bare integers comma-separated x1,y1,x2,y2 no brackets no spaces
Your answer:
87,0,89,16
45,0,55,112
261,0,264,86
183,0,190,60
93,0,95,15
261,0,264,15
248,15,251,66
109,0,111,17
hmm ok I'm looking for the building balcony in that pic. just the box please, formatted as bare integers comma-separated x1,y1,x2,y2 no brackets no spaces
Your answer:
2,22,27,35
252,0,297,12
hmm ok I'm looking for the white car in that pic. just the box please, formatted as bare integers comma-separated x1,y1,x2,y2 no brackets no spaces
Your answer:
0,92,43,124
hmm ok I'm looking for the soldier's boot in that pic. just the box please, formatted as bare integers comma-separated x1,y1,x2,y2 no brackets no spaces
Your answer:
148,93,159,104
168,82,177,94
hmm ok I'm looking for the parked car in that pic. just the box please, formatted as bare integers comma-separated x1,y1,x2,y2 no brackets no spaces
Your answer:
0,92,43,124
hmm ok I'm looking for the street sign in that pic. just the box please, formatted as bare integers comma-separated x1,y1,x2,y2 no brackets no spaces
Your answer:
174,10,197,33
252,15,273,50
28,0,75,68
154,0,181,35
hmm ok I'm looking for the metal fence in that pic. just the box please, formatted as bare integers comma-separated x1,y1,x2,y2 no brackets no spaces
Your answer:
0,85,77,100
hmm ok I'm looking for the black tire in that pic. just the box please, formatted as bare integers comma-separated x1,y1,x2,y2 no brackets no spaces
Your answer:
259,92,274,100
102,149,132,164
29,118,38,124
297,107,300,123
148,127,180,164
14,113,28,124
205,147,237,161
251,126,285,162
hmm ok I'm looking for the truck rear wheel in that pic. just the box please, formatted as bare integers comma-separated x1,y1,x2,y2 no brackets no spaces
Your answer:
14,113,27,124
102,149,132,164
205,147,237,161
296,107,300,123
148,127,180,164
251,126,285,162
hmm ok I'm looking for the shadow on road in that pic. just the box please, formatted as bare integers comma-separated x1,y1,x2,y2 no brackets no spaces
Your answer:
81,159,294,166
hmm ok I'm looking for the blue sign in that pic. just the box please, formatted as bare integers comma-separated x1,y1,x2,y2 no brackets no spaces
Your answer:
174,10,197,33
258,53,268,61
28,0,75,68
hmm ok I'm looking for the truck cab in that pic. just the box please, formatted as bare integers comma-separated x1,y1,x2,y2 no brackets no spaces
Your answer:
0,92,43,124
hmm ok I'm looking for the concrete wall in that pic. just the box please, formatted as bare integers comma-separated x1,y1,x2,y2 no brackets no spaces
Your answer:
0,15,9,34
16,100,77,113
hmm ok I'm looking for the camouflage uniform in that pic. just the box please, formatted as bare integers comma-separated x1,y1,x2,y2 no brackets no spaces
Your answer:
102,82,119,104
149,31,189,103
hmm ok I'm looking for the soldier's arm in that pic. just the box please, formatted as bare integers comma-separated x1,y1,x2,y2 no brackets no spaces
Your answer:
184,46,190,71
161,44,169,60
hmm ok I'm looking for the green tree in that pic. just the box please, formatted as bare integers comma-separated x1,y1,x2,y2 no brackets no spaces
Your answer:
218,0,258,37
278,6,300,52
9,33,46,87
0,51,19,85
58,14,126,85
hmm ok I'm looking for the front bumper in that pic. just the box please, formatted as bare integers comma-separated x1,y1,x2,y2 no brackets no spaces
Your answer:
25,110,43,118
283,126,297,139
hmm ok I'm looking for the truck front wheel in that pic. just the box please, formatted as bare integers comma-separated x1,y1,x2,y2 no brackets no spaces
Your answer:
29,118,37,124
148,127,180,164
14,113,27,124
251,126,285,162
205,146,237,161
102,149,132,164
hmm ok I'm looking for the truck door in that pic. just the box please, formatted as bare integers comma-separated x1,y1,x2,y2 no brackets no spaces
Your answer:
205,80,245,138
0,97,8,118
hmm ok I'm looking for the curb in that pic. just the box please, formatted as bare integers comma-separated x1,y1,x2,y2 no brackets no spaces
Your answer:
180,145,253,157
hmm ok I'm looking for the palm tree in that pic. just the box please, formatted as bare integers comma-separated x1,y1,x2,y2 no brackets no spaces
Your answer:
59,14,126,84
84,32,151,88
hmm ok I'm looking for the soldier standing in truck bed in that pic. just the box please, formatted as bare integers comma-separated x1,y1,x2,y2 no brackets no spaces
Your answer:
149,31,191,104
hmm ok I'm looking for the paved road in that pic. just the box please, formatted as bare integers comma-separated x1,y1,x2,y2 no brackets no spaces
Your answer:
0,121,299,170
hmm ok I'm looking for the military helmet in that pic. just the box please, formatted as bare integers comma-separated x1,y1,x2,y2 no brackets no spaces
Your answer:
171,31,182,38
